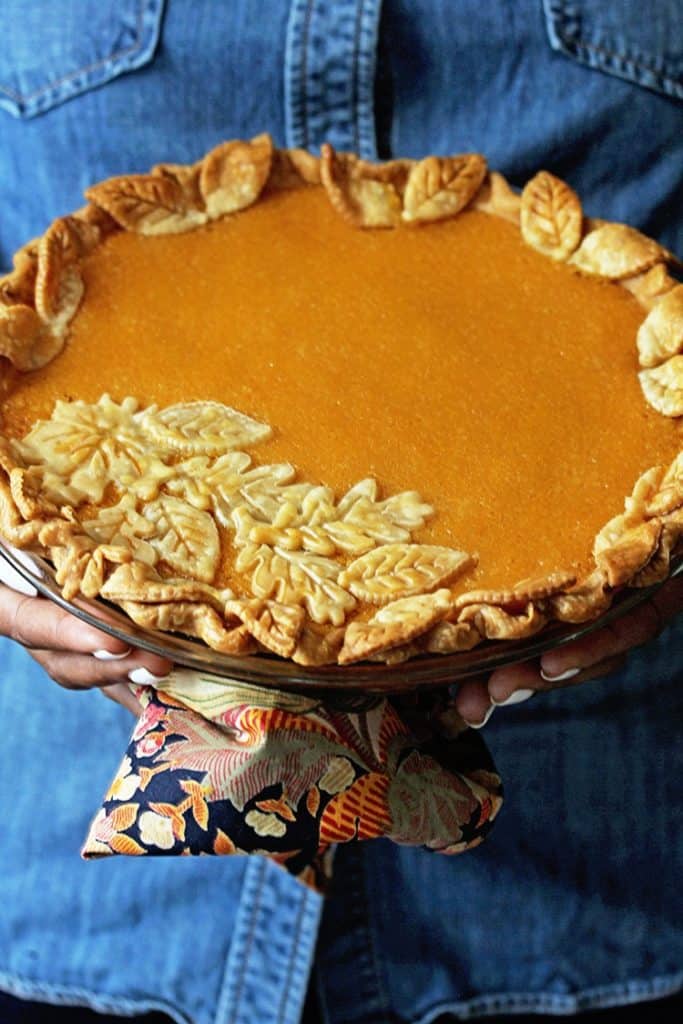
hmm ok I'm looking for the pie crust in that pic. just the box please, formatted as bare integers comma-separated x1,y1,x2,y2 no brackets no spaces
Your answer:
1,134,682,667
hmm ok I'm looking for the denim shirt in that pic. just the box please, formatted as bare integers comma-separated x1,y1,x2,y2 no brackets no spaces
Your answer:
0,3,682,1023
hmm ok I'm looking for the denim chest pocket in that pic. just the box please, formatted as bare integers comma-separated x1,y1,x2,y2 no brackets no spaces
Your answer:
543,0,683,100
0,0,165,118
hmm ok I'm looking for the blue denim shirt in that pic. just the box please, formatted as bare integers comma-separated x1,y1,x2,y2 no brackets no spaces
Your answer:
0,3,682,1023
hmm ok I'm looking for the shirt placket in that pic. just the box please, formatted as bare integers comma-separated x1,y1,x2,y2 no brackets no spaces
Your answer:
214,858,323,1024
284,0,382,158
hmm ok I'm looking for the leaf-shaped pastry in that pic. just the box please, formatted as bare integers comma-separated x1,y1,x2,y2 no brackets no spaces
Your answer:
339,589,452,663
235,542,355,625
593,517,661,587
35,218,81,318
81,493,162,567
0,303,61,371
339,543,473,604
140,401,271,455
402,154,487,224
142,495,220,583
520,170,582,261
623,263,678,310
234,477,433,558
639,355,683,416
320,144,403,228
151,160,204,209
570,223,671,279
86,174,207,235
166,451,297,526
13,395,172,504
199,133,273,218
224,598,306,658
637,285,683,368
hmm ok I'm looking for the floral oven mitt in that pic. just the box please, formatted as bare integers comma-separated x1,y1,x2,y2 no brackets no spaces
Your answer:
83,669,503,891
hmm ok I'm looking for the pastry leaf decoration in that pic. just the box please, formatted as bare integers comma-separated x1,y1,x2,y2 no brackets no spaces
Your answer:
639,355,683,417
142,496,220,583
402,154,487,224
13,394,473,624
13,395,173,504
199,133,274,218
234,543,356,626
339,543,473,604
85,174,207,235
165,452,298,526
82,494,221,583
637,284,683,369
520,170,582,261
233,479,433,558
320,145,403,228
139,400,272,454
570,224,671,280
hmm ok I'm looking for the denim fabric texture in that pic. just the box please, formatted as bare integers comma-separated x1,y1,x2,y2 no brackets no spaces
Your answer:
0,1,682,1022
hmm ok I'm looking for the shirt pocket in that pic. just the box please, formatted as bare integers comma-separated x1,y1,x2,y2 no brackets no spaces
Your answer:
0,0,165,119
542,0,683,101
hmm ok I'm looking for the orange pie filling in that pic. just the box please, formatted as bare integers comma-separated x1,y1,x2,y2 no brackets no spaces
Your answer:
2,188,680,602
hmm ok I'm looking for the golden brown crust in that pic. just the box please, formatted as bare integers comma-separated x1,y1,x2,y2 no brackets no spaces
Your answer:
520,170,582,261
639,355,683,417
402,154,487,224
1,135,681,665
320,144,404,228
637,285,683,369
471,171,521,224
570,223,673,279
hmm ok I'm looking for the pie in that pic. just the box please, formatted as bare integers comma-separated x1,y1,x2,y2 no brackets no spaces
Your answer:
0,135,681,667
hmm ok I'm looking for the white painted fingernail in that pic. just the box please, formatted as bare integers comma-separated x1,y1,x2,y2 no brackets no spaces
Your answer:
491,688,535,707
540,665,581,682
467,704,495,730
127,667,169,685
93,648,132,661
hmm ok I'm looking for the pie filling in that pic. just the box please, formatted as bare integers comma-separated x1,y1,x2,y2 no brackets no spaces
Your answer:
2,187,679,598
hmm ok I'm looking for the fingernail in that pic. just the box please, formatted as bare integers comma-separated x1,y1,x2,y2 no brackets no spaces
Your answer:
93,648,132,661
491,688,535,707
540,665,581,682
127,667,169,685
467,704,495,730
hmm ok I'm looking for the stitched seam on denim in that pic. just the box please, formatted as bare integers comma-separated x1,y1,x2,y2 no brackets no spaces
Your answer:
358,847,393,1017
550,7,682,90
226,858,267,1024
327,846,390,1018
276,887,311,1024
563,36,681,84
350,0,365,155
0,973,190,1023
300,0,315,151
0,0,153,105
411,971,683,1024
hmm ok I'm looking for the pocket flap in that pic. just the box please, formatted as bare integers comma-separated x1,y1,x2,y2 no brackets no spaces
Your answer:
0,0,165,118
543,0,682,101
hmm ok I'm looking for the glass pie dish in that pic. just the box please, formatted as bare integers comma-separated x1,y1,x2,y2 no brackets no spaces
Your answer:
2,537,678,694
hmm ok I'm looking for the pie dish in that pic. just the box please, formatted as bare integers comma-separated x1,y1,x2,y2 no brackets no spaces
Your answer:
0,134,681,667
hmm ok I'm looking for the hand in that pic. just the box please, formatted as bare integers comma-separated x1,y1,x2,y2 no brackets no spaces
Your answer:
0,580,172,716
453,574,683,728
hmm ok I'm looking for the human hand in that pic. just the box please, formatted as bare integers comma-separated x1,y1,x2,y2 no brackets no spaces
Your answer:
0,552,172,716
453,574,683,728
